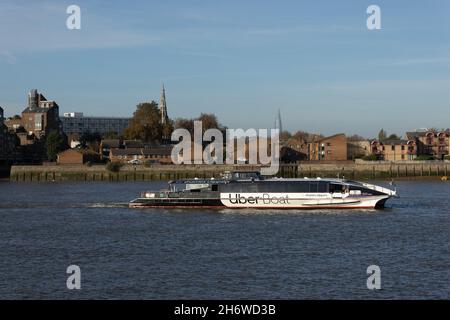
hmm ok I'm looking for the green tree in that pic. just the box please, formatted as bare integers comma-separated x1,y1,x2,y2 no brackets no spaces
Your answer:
348,134,366,141
45,131,67,161
175,113,226,136
196,113,224,133
175,117,195,135
362,154,379,161
386,134,401,140
293,130,310,142
124,101,162,143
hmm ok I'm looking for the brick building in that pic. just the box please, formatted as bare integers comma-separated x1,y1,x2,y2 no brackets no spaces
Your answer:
57,149,100,165
4,89,64,143
406,130,450,160
20,89,62,138
370,139,417,161
308,134,347,161
3,90,66,164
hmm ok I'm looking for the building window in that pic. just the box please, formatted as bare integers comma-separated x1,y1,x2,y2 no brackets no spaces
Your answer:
34,114,42,130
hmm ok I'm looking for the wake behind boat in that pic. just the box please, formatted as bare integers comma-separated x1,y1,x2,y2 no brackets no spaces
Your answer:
129,171,397,210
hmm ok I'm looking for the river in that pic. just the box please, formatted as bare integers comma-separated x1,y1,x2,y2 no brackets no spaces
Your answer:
0,180,448,299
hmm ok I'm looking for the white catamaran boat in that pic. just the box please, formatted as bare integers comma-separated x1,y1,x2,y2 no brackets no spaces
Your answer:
129,171,398,209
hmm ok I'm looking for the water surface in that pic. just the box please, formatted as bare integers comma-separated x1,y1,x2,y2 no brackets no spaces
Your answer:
0,180,449,299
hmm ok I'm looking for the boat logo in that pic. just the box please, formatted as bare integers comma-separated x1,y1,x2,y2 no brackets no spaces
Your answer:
223,193,290,205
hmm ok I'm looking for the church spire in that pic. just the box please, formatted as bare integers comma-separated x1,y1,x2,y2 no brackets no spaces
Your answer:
160,83,168,125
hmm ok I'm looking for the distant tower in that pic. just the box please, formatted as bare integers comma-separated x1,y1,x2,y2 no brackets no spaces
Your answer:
160,84,168,125
275,109,283,133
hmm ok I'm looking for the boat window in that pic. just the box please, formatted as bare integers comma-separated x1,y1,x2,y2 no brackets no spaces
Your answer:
232,172,260,180
309,182,319,193
219,180,329,193
318,181,328,193
329,183,343,193
211,184,219,191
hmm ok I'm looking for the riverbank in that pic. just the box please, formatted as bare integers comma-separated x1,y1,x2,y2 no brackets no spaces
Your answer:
8,161,450,182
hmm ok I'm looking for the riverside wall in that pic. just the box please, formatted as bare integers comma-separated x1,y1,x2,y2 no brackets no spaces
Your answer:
287,161,450,180
8,161,450,182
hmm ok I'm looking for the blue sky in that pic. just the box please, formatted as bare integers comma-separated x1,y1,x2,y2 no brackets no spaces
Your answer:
0,0,449,138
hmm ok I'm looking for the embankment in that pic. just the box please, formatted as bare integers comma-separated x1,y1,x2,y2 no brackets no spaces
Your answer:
10,164,247,182
8,161,450,182
286,161,450,180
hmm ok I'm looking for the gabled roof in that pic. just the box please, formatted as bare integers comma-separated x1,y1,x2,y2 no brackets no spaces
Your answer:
406,129,450,138
101,139,121,148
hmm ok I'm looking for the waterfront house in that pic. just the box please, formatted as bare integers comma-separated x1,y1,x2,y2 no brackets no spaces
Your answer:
370,139,417,161
100,139,122,160
406,130,450,160
57,149,100,165
381,140,416,161
308,134,348,161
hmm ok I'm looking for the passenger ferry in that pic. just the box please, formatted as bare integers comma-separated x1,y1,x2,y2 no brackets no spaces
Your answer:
129,171,397,209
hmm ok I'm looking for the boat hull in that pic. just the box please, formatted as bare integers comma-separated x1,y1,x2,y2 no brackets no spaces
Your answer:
129,193,390,210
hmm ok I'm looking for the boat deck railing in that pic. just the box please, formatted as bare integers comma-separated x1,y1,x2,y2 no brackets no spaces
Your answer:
361,182,397,196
